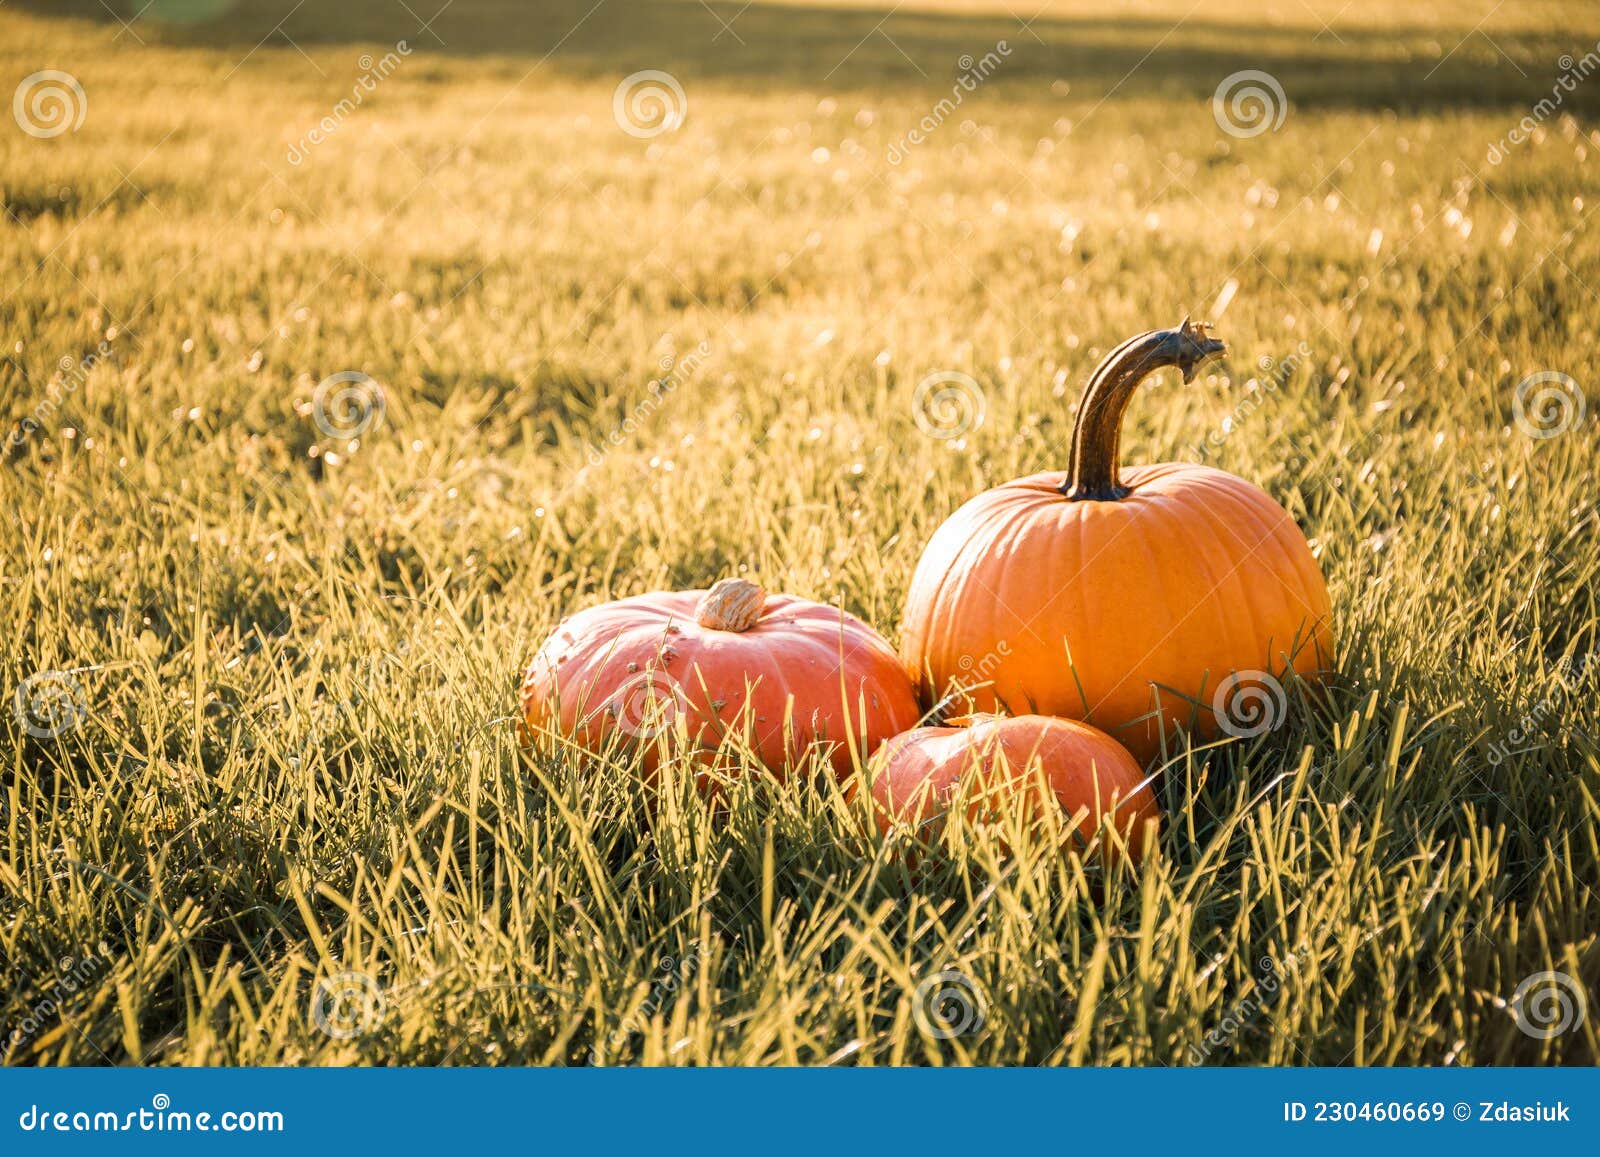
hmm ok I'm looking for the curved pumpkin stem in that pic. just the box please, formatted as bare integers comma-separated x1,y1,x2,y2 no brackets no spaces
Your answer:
1062,318,1226,501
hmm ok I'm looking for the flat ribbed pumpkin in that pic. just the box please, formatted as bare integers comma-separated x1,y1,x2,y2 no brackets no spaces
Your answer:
522,577,920,782
900,320,1333,764
864,713,1159,861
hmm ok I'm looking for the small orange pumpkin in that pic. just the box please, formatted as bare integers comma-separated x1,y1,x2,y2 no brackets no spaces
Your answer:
863,714,1160,861
900,320,1332,764
522,577,920,782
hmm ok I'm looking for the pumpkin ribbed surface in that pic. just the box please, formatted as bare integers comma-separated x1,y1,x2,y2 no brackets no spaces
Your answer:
901,321,1332,764
523,586,920,782
901,463,1332,764
865,713,1160,860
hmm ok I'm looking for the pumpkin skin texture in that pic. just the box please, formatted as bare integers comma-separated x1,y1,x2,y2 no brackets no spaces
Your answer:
522,578,920,784
865,714,1160,862
900,322,1333,765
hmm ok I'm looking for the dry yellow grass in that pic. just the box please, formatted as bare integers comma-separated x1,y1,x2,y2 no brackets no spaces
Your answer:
2,0,1597,1065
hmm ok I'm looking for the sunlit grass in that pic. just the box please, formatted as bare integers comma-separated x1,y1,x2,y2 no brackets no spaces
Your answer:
2,0,1598,1065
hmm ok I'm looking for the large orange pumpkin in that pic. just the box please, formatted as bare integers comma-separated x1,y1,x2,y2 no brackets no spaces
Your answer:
522,577,920,782
864,713,1160,861
900,320,1332,765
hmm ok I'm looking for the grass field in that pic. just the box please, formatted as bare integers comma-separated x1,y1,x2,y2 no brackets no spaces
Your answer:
3,0,1599,1066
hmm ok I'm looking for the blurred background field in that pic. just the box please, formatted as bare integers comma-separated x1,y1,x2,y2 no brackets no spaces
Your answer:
2,0,1598,1064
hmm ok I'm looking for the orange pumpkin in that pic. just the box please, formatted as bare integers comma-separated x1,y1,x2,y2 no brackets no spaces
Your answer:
864,714,1160,861
522,577,920,782
900,320,1332,765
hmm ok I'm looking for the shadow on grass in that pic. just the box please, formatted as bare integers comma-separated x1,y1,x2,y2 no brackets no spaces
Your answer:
15,0,1596,114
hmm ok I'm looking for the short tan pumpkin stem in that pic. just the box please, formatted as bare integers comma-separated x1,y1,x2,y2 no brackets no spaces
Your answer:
694,577,767,632
1062,318,1227,501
